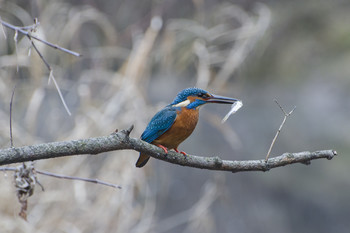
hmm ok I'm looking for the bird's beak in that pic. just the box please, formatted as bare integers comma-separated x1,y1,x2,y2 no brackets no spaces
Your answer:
205,94,240,104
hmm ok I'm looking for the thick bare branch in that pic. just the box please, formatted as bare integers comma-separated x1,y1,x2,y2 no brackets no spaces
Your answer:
0,126,337,173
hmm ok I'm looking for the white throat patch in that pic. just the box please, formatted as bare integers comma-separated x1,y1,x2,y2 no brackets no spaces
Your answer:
173,99,190,107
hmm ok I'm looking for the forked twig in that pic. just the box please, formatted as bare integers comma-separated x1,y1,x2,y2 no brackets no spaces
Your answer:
28,34,73,115
265,99,296,161
29,37,72,116
28,36,51,71
26,30,72,115
2,19,76,116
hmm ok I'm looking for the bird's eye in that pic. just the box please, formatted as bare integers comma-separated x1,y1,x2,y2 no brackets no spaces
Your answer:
197,93,205,97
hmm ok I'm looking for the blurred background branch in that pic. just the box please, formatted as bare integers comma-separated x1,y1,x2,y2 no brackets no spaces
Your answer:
0,20,81,57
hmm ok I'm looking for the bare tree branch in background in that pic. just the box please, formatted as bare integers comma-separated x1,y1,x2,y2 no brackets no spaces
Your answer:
0,125,337,172
0,2,343,231
0,20,81,57
35,170,122,189
0,19,81,115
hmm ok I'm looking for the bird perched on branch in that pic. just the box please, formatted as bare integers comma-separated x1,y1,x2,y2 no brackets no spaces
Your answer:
136,87,240,167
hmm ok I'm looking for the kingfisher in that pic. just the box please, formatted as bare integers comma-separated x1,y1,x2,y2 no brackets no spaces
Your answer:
136,87,240,167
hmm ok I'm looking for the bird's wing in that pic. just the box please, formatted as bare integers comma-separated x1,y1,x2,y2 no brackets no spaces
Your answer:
141,107,178,143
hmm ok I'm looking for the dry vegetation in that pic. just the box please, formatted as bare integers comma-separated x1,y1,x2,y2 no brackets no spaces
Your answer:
0,1,270,232
2,0,348,232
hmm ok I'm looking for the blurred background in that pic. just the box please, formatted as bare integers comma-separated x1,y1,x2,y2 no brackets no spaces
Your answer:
0,0,349,232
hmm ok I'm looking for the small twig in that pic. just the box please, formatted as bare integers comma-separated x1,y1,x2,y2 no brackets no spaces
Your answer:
0,20,81,57
0,166,121,189
29,37,72,116
124,124,134,136
0,167,16,172
35,170,122,189
9,85,17,147
2,19,73,116
265,99,296,161
48,71,72,115
28,36,51,71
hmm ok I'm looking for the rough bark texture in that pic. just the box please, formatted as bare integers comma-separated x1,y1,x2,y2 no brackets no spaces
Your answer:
0,126,337,172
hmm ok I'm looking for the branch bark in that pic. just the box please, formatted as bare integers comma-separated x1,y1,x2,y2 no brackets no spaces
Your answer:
0,126,337,172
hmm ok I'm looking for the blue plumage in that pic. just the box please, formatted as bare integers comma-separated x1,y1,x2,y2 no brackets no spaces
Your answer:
141,88,209,144
135,87,240,167
170,87,209,106
141,107,178,143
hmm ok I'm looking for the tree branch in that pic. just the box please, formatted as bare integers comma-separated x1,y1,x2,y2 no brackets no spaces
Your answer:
0,126,337,172
0,20,81,57
35,170,122,189
265,99,296,161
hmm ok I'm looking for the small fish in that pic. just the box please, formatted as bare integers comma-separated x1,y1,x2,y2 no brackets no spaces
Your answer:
221,100,243,123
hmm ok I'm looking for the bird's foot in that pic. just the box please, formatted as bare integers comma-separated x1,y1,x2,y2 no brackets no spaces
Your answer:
156,144,168,154
174,148,187,156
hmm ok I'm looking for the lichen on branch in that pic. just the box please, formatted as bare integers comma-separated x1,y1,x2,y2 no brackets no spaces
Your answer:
0,126,337,172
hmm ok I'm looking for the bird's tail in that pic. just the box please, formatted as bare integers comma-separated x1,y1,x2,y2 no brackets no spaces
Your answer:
135,153,150,168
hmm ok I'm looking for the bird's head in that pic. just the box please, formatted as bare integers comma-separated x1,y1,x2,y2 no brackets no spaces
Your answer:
170,87,239,109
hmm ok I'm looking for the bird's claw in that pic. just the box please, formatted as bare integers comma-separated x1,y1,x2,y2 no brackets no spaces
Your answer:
175,148,187,156
157,144,168,154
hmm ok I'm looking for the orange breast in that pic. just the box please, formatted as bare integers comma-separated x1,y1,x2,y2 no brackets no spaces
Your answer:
153,107,199,149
